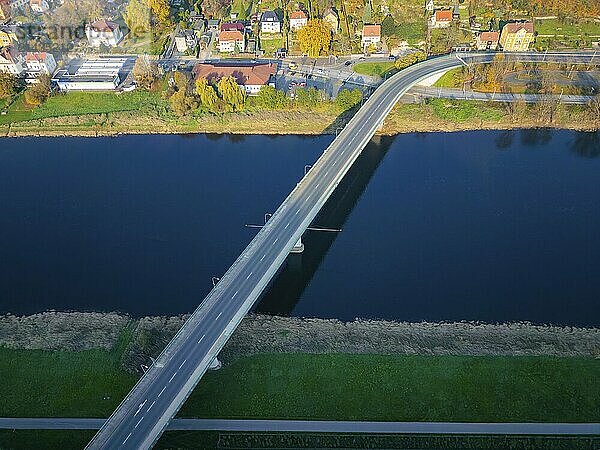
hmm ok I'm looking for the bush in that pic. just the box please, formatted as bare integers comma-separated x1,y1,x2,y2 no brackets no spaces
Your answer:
335,88,363,112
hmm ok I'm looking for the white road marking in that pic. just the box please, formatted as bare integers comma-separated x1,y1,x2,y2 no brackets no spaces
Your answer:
260,254,266,262
134,400,147,417
296,209,301,214
284,223,289,229
273,237,278,244
135,417,143,428
232,290,238,298
158,386,166,397
197,335,205,344
178,359,187,370
147,400,156,412
246,272,252,280
215,312,222,320
169,372,177,383
122,432,132,445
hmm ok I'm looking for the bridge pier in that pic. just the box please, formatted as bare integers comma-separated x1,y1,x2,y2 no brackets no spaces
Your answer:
208,357,222,371
290,237,304,254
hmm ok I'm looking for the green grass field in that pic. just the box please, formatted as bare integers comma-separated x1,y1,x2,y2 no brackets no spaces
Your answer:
352,61,396,78
0,89,167,126
534,18,600,37
427,98,505,123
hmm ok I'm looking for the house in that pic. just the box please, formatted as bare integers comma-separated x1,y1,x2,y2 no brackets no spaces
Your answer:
260,10,280,33
499,21,534,51
29,0,49,13
207,19,220,31
193,62,276,95
25,51,56,79
0,24,17,46
290,10,308,31
0,45,25,75
218,29,245,53
430,9,452,28
275,47,287,58
175,30,198,53
323,7,339,33
7,0,27,13
361,24,381,50
52,57,126,91
425,0,434,13
0,0,10,21
476,31,499,50
85,19,123,48
221,22,244,32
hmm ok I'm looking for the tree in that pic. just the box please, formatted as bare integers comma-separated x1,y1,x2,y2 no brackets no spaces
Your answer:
133,55,161,90
297,19,331,57
24,74,52,106
195,77,218,108
44,0,100,49
381,15,395,37
124,0,152,36
148,0,171,26
202,0,232,18
255,85,288,109
294,87,321,107
394,51,426,70
335,88,363,111
362,0,372,23
0,72,19,99
170,89,196,116
587,96,600,124
217,76,245,111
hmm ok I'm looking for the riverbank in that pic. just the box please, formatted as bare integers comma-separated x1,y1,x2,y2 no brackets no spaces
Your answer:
0,98,598,137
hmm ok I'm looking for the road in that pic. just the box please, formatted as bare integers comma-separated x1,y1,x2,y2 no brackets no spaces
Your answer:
87,51,598,450
4,418,600,435
407,85,594,104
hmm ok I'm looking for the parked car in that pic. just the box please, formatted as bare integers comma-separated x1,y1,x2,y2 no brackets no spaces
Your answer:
288,62,298,70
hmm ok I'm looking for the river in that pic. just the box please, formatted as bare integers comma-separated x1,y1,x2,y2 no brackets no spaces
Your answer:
1,130,599,326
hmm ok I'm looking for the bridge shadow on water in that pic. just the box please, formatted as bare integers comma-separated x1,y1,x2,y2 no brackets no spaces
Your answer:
254,135,396,316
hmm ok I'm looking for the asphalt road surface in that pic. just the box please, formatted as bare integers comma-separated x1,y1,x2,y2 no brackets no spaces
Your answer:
87,51,599,450
4,418,600,435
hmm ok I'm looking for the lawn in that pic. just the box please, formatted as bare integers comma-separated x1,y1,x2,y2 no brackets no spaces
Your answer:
180,354,600,423
352,61,396,78
433,67,464,88
259,34,284,57
427,98,505,122
534,18,600,38
0,89,167,125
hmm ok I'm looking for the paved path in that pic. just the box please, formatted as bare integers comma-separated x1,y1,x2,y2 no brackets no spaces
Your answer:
87,51,600,450
408,85,594,104
3,418,599,435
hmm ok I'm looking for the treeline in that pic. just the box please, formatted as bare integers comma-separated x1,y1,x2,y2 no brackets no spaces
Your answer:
468,0,600,19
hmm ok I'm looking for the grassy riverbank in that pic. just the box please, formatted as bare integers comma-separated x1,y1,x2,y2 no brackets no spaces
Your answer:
1,89,598,137
1,346,599,423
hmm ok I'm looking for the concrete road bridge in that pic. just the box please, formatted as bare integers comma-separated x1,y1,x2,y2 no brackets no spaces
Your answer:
87,51,598,450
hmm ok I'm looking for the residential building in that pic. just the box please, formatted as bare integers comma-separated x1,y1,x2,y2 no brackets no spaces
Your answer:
207,19,220,30
85,19,123,48
0,0,10,21
425,0,434,13
218,29,245,53
221,22,244,32
476,31,499,50
25,51,56,76
30,0,49,13
452,5,460,20
430,9,452,28
0,24,17,46
0,45,25,75
52,57,127,91
8,0,27,12
193,62,276,95
499,21,534,51
175,30,198,53
260,10,280,33
361,24,381,50
323,7,339,33
290,10,308,31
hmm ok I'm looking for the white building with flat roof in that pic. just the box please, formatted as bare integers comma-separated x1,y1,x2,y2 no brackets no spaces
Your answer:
52,57,127,91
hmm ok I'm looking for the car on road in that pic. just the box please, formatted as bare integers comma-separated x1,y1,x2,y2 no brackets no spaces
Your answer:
288,62,298,70
344,61,352,66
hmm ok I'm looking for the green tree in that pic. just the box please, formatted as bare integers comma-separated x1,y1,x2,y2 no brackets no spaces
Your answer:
362,0,372,23
217,76,245,111
133,55,161,90
170,89,196,116
255,85,288,109
24,74,52,107
381,14,395,37
294,87,321,107
395,50,426,70
297,19,331,57
335,88,363,111
195,77,218,108
125,0,152,36
0,72,19,99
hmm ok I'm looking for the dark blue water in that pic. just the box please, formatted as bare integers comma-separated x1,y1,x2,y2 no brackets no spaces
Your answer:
1,130,599,326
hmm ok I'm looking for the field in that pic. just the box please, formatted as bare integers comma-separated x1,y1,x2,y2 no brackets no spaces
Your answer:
352,61,396,77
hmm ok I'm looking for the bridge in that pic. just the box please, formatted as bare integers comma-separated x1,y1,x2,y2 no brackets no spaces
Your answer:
87,51,597,450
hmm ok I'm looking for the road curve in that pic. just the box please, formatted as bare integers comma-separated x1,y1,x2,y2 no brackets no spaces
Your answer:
4,418,600,435
87,51,598,450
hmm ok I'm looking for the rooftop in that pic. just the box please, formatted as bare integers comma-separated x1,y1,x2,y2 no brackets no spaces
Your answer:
362,24,381,37
503,21,534,34
193,63,276,86
435,9,452,21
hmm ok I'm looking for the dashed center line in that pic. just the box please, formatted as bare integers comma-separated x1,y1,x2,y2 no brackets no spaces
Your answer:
232,290,238,299
122,432,132,445
260,254,266,262
178,359,187,370
169,372,177,383
215,312,222,320
158,386,166,398
135,417,143,429
197,335,205,344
